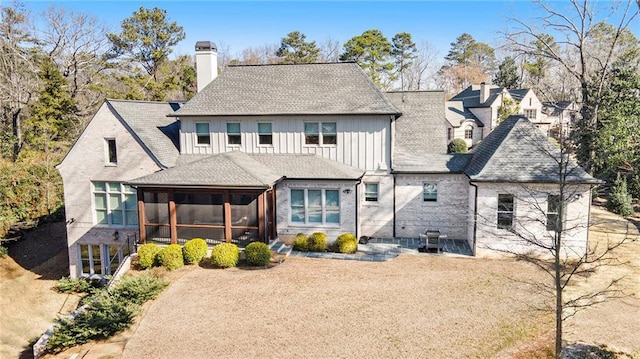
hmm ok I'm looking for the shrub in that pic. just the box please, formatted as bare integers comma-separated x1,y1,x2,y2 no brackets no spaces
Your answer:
157,244,184,271
183,238,208,265
211,243,239,268
447,138,468,154
0,245,7,258
335,233,358,254
608,174,633,217
137,243,161,269
56,276,92,293
112,273,169,305
293,233,308,251
307,232,328,252
245,242,271,266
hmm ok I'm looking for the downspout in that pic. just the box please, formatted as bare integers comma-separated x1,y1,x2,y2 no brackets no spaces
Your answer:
355,176,363,239
393,173,397,237
469,181,479,256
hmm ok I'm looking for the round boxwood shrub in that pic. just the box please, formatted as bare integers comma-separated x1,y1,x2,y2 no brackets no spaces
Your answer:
293,233,308,251
183,238,208,264
307,232,328,252
335,233,358,254
137,243,161,269
245,242,271,266
157,244,184,271
447,138,468,154
211,243,239,268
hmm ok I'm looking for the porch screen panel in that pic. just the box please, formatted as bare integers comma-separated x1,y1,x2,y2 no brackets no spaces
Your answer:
230,194,258,227
176,227,225,245
144,192,170,244
175,193,224,225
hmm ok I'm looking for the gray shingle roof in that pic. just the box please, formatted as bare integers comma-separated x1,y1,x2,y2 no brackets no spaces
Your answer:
445,100,483,128
128,152,364,187
392,153,472,173
107,99,182,168
465,115,599,183
449,85,531,108
173,62,401,116
386,91,447,161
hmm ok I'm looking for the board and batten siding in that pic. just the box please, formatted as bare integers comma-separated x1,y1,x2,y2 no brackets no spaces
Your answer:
179,115,392,171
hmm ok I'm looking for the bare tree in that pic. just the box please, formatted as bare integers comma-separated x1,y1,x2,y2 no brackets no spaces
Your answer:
474,118,637,358
319,36,340,63
504,0,639,171
406,41,439,91
0,3,38,161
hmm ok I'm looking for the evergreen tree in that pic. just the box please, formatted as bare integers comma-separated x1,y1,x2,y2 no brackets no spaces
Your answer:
276,31,320,64
340,29,394,88
493,56,520,88
391,32,417,91
607,173,633,216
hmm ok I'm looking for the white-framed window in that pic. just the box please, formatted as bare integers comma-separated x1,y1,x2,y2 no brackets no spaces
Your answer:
258,123,273,145
364,183,379,202
546,194,561,231
524,109,537,120
227,122,241,145
497,194,515,229
105,138,117,165
78,244,102,277
423,182,438,202
93,182,138,226
195,122,210,145
290,188,340,225
464,125,473,140
304,122,337,145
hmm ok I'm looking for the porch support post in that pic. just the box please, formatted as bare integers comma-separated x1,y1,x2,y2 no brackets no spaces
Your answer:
224,192,232,242
169,190,177,244
258,192,265,242
137,190,146,244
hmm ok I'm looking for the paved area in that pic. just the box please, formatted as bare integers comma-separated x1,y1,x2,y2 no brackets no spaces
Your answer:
269,237,473,261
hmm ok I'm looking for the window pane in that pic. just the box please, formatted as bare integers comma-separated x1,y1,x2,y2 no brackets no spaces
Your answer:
91,245,102,275
196,123,209,134
325,209,340,224
291,190,304,206
291,207,305,223
259,134,273,145
126,211,138,225
308,208,322,223
548,195,560,213
498,194,514,211
365,183,378,202
325,190,339,207
322,122,336,134
96,210,108,225
124,194,137,210
123,185,135,193
304,123,318,134
108,182,120,192
109,194,121,210
308,190,321,206
94,182,106,192
258,123,272,134
304,123,319,145
227,123,240,133
497,213,513,229
79,244,90,274
111,210,123,225
107,139,117,164
95,193,107,209
423,183,438,202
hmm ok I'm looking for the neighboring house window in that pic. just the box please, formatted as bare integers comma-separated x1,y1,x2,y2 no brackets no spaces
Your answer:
78,244,102,277
464,125,473,140
195,123,210,145
227,123,241,145
290,189,340,225
364,183,379,202
423,182,438,202
447,128,452,141
258,123,273,145
524,109,537,119
546,195,561,231
304,122,337,145
105,138,117,165
93,182,138,226
497,194,515,229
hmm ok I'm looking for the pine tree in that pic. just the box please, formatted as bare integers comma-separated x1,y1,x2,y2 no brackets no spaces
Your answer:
340,29,394,88
276,31,320,64
391,32,417,91
607,173,633,216
493,57,520,88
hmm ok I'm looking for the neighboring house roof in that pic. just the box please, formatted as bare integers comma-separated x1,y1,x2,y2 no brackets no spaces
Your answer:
106,99,183,168
386,91,447,162
128,151,364,188
465,115,599,183
449,85,531,108
542,101,575,116
173,62,401,116
444,100,483,128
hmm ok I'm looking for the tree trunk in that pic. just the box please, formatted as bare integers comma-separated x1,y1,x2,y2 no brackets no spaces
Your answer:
11,108,22,161
555,241,563,359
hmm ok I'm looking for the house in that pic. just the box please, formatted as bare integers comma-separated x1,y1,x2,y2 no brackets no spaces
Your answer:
58,41,598,278
542,100,579,137
446,83,547,147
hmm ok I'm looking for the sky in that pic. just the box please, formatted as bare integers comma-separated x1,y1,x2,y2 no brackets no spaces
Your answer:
20,1,640,61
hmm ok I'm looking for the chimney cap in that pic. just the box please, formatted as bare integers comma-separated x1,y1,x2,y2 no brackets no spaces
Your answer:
195,41,217,52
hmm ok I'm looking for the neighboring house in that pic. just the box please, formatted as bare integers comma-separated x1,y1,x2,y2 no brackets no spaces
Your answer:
58,41,598,278
446,83,547,147
542,101,579,137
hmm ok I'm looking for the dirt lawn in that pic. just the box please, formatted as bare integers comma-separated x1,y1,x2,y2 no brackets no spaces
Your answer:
4,204,640,359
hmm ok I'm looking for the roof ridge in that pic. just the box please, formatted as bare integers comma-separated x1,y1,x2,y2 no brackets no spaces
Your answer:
227,61,356,68
106,98,186,105
224,151,281,185
351,63,402,115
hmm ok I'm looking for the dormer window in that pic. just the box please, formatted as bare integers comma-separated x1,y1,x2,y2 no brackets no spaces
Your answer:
195,123,210,145
105,138,117,165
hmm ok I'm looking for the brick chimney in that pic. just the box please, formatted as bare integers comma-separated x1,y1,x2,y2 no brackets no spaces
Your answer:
195,41,218,92
480,82,490,104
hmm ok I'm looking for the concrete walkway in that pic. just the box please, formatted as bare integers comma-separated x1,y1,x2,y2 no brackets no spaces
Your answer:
269,237,473,262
